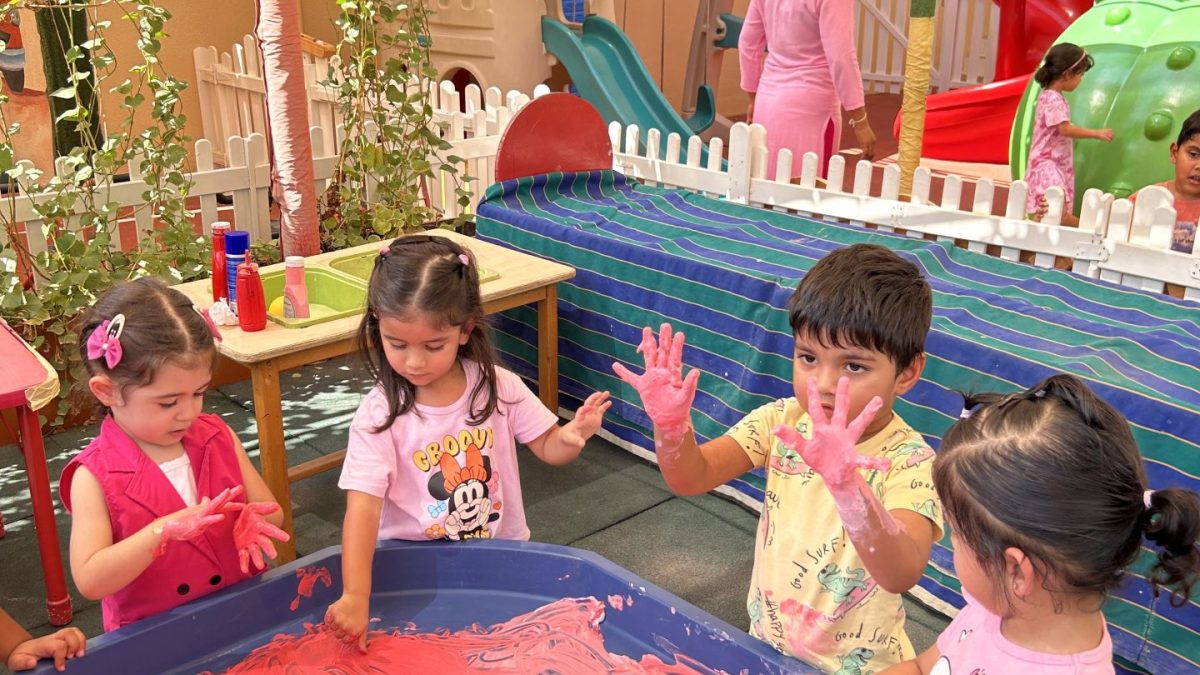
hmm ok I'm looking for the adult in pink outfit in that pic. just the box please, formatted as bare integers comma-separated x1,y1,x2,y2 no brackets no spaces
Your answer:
739,0,876,180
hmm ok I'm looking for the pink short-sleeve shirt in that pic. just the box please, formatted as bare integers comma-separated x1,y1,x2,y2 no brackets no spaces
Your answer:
339,361,559,542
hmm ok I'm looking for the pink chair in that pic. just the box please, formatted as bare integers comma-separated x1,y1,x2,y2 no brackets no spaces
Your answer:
0,318,72,625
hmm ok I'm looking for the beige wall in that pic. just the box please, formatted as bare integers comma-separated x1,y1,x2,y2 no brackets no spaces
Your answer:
301,0,749,118
10,0,749,166
98,1,258,154
301,1,340,45
14,2,256,162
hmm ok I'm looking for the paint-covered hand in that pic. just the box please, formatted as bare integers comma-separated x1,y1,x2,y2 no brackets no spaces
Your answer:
325,594,370,652
6,627,86,672
773,377,891,489
153,485,244,558
559,391,613,449
232,502,291,574
611,324,700,438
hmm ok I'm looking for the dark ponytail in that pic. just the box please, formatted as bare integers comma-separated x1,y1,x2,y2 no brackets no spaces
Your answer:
1034,43,1094,88
1143,488,1200,606
938,374,1188,612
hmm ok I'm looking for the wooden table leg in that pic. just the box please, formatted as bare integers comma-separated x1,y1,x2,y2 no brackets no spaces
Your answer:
537,285,559,412
16,405,73,626
250,360,296,562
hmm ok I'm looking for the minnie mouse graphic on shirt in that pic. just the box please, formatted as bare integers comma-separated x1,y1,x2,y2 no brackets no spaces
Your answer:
427,443,500,540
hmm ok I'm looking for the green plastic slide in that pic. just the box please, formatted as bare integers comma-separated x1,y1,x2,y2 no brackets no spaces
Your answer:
542,15,719,167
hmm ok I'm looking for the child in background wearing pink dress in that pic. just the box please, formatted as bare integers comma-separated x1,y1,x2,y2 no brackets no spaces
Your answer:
1024,43,1113,226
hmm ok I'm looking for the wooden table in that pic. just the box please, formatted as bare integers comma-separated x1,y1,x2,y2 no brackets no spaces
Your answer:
176,232,575,561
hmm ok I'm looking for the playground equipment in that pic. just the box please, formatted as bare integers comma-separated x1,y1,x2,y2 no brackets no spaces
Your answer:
424,1,559,97
895,0,1090,165
1011,0,1200,209
423,1,738,165
681,0,741,142
542,15,722,165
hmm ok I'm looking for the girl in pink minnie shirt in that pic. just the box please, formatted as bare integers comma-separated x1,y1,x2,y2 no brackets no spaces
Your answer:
883,374,1200,674
325,235,611,649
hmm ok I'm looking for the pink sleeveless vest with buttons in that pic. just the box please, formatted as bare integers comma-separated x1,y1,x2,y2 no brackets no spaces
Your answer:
60,414,257,631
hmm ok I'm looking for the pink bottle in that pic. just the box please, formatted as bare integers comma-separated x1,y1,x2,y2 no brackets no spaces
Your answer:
283,256,310,319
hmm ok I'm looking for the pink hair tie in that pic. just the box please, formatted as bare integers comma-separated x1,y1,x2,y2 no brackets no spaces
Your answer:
458,253,470,267
1144,490,1155,510
200,308,223,341
86,314,126,369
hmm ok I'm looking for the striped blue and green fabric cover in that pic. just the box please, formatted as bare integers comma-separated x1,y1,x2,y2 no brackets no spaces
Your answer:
475,170,1200,673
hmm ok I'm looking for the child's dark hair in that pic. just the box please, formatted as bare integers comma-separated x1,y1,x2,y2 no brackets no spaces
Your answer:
937,374,1200,612
1034,43,1094,88
787,243,931,372
1176,108,1200,147
357,235,502,431
78,277,218,411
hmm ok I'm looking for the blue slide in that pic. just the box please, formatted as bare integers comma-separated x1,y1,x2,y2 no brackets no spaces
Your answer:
542,15,719,166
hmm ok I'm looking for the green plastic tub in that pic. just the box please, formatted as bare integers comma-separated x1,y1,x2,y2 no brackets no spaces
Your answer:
329,250,499,285
260,267,367,329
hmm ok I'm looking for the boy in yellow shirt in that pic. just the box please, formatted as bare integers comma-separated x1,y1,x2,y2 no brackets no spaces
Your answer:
613,243,943,672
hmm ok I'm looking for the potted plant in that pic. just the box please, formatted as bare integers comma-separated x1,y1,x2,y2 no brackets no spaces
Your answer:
318,0,471,250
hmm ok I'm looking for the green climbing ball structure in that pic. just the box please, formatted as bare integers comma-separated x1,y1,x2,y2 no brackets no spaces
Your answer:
1010,0,1200,209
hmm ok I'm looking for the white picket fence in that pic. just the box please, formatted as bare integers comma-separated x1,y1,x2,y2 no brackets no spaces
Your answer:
4,82,1198,302
0,99,521,278
193,35,530,165
856,0,1000,94
610,120,1200,301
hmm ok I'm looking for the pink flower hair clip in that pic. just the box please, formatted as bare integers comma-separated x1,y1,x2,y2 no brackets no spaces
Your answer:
86,314,126,369
458,253,470,267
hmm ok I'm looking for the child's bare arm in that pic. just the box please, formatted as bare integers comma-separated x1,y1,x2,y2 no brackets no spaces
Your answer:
1,609,86,672
325,490,383,652
1058,122,1113,141
527,391,612,465
658,433,754,496
879,644,941,674
612,324,754,495
0,609,31,668
855,504,936,593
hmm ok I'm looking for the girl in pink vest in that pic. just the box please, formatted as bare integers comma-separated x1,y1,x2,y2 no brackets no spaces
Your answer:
60,278,290,631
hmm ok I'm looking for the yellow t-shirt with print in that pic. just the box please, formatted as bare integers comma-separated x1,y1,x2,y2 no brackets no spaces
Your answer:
726,397,943,673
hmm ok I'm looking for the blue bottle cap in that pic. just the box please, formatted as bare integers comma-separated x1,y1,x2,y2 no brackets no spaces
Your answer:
225,230,250,256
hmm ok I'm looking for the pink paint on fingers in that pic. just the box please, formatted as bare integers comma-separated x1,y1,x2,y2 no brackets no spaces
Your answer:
234,502,291,574
611,324,699,438
773,377,885,488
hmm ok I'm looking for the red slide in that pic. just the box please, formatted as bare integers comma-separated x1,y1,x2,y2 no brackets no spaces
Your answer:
893,0,1091,164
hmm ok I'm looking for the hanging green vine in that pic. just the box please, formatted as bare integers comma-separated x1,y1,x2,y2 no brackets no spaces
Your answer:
319,0,471,249
0,0,201,426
